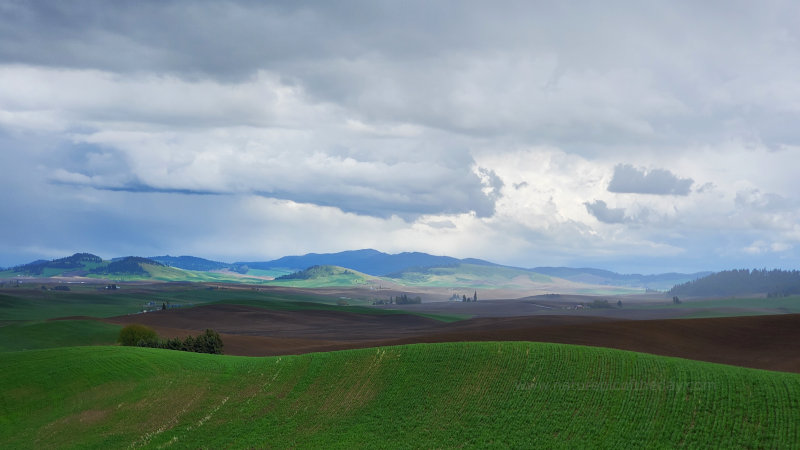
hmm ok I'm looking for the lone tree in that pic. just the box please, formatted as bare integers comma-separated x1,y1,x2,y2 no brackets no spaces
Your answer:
473,291,478,302
118,324,158,347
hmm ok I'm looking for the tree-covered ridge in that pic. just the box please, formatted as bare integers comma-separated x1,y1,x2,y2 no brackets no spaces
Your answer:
92,257,163,276
669,269,800,297
10,253,103,275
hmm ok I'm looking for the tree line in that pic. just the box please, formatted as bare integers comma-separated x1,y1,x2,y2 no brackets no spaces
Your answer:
373,293,423,305
118,324,223,354
669,269,800,297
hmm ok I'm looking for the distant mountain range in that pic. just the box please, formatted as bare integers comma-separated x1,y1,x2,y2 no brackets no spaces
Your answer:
235,249,496,276
2,249,709,291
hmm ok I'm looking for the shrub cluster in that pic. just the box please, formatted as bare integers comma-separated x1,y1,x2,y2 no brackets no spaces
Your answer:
159,330,224,354
118,324,223,354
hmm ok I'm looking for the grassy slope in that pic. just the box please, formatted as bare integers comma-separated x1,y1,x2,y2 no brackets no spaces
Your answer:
2,342,799,448
0,320,120,352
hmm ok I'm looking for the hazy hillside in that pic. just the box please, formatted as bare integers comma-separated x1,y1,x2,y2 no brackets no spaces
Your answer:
532,267,711,291
670,269,800,297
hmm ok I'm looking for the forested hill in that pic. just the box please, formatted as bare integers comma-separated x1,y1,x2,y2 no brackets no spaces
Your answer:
92,257,163,276
8,253,102,275
669,269,800,297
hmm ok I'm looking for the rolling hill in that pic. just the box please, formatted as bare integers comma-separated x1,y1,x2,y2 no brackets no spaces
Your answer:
2,343,798,447
270,265,378,288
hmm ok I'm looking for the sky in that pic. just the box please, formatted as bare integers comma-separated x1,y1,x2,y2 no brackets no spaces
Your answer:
1,0,800,273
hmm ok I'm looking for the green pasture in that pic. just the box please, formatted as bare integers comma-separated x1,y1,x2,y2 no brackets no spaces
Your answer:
0,320,120,352
2,342,799,448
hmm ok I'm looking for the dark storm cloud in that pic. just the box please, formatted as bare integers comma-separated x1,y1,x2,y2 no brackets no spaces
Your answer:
4,1,800,147
607,164,693,196
45,138,498,219
2,0,800,270
584,200,627,224
0,0,481,78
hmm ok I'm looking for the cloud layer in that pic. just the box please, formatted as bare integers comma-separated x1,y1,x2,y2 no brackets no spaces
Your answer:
2,1,800,272
608,164,693,196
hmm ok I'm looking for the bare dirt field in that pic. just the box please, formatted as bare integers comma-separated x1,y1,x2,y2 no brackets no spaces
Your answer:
105,304,800,373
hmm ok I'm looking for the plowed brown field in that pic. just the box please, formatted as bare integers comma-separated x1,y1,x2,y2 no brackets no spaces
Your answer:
105,305,800,373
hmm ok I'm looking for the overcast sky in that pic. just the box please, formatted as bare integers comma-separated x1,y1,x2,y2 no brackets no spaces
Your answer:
1,0,799,273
